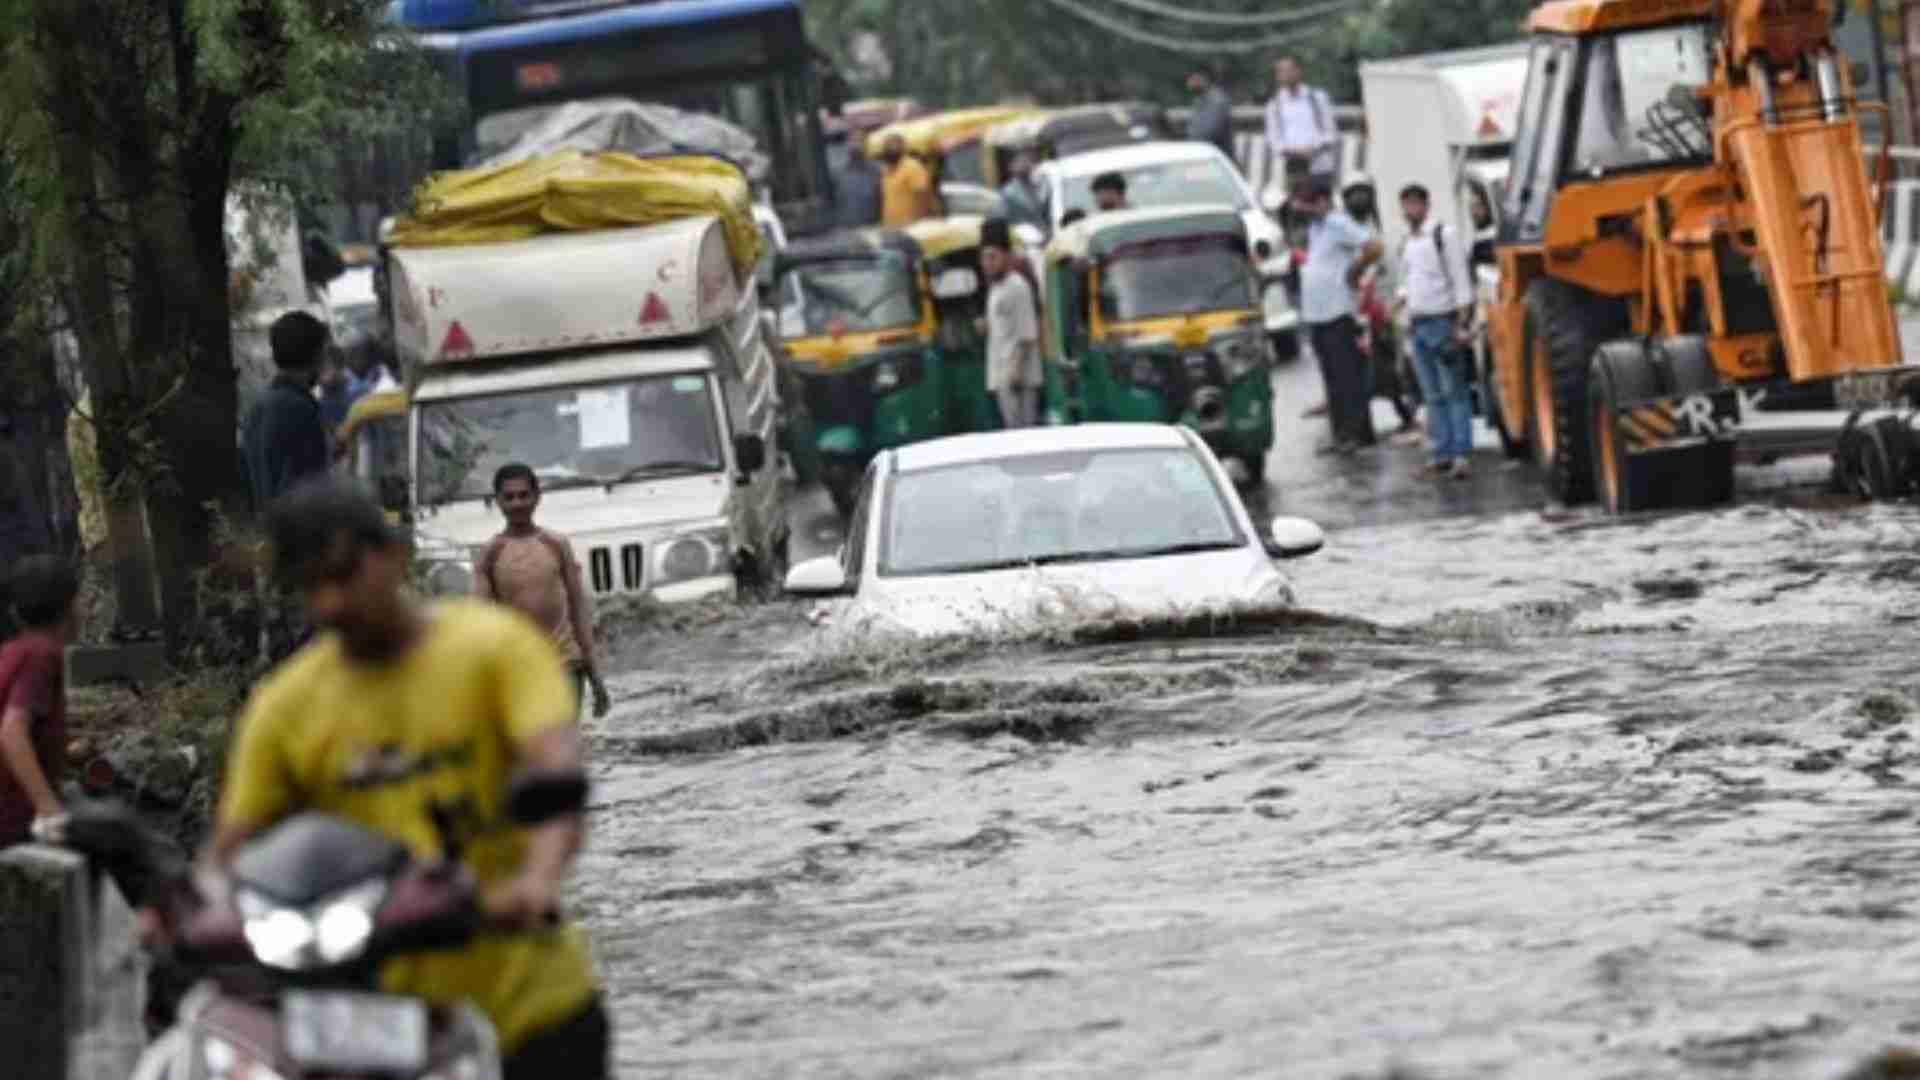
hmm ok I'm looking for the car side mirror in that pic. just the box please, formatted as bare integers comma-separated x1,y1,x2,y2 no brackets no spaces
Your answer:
1266,515,1325,559
784,555,851,596
734,433,767,474
505,768,590,826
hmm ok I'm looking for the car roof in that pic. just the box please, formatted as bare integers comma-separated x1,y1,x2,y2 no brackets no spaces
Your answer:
1047,140,1222,178
889,423,1194,473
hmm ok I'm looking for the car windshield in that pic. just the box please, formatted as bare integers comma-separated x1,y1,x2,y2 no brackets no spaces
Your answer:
880,447,1243,576
418,372,722,504
1100,235,1255,321
1059,157,1248,220
778,254,919,337
1569,21,1713,176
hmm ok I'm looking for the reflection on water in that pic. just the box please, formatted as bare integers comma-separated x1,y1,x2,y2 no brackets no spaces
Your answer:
579,498,1920,1078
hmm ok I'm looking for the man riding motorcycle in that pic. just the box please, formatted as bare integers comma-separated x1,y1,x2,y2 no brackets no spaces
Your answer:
143,476,609,1078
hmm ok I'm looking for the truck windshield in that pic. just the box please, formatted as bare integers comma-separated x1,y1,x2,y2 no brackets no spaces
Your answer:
1100,236,1254,322
1058,157,1248,221
777,255,919,336
1569,21,1713,177
418,372,722,504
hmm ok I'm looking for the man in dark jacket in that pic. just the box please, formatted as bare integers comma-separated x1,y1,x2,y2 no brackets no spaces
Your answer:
243,311,331,511
1186,68,1236,164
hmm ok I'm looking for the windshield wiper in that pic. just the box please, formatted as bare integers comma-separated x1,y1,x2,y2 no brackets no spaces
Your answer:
906,541,1240,575
601,461,716,489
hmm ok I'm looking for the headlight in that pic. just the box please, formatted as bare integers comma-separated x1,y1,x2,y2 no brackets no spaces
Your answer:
655,526,732,585
872,360,900,391
1221,336,1267,380
1123,356,1163,386
238,879,388,971
425,560,472,596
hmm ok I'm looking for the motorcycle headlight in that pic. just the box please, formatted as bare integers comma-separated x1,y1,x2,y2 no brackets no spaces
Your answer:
1221,336,1267,380
655,526,732,585
872,360,900,391
238,878,388,971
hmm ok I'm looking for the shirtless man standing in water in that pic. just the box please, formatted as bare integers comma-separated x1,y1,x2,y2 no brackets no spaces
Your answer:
475,463,611,719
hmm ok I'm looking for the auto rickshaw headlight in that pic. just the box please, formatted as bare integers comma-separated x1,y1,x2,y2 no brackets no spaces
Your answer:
1124,356,1163,386
873,361,900,391
1221,336,1267,381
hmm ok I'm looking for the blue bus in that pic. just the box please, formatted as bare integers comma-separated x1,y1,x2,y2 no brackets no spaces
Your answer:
388,0,838,235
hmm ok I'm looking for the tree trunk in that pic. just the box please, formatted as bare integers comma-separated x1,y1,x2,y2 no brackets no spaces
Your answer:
31,0,161,635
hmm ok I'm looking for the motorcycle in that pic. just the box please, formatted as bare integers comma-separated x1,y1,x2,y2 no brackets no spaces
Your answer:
50,767,590,1080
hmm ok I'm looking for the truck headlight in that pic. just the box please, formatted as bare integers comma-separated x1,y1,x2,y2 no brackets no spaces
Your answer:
655,526,732,585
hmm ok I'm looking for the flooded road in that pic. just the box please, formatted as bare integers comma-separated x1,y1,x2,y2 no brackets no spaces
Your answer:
581,337,1920,1078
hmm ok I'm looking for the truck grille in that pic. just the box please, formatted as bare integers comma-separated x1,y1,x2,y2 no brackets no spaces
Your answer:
587,543,645,595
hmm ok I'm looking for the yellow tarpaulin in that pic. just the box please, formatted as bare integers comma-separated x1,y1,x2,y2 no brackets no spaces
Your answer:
385,151,762,274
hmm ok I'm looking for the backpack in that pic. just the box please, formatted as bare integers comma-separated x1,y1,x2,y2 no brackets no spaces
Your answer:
476,529,574,597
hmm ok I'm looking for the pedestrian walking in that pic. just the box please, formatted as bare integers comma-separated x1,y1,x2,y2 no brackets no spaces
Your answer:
474,464,611,721
837,130,884,228
1091,172,1129,213
1341,175,1420,441
1186,67,1236,163
999,151,1049,235
879,134,935,227
243,310,332,510
982,221,1041,429
0,555,79,847
1294,176,1383,454
1396,183,1477,479
1264,56,1338,199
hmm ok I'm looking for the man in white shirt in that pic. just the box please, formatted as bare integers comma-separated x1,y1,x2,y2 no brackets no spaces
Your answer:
1296,177,1384,454
1395,183,1477,479
983,228,1041,428
1264,57,1338,198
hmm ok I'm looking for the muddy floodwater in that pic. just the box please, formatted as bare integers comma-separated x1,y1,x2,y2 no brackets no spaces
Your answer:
570,493,1920,1078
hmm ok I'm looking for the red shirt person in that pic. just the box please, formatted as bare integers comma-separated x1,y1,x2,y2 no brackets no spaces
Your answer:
0,556,80,846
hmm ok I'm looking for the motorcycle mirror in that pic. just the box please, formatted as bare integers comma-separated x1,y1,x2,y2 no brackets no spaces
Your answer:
505,769,590,826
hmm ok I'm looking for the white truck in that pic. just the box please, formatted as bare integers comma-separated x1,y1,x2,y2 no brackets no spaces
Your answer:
388,213,789,606
1359,41,1530,263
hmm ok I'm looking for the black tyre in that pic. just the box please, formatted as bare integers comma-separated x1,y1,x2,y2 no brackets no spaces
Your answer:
1592,339,1736,514
1837,416,1910,499
1476,328,1526,459
1522,279,1628,504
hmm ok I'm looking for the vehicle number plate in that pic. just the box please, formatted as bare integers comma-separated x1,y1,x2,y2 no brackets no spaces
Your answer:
283,990,428,1072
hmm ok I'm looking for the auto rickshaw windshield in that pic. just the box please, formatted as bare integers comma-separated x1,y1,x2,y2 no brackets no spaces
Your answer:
1099,235,1256,322
778,253,920,336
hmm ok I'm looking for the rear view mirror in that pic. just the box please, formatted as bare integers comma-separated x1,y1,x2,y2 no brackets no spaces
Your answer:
505,769,590,826
734,433,767,474
784,555,850,596
1267,516,1325,559
931,267,980,300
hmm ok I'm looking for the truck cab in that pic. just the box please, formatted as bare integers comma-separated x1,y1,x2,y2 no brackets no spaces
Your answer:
390,213,789,605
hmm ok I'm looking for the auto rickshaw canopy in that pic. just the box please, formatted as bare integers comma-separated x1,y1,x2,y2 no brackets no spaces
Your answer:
384,150,762,276
867,105,1045,160
1043,204,1249,265
984,102,1164,153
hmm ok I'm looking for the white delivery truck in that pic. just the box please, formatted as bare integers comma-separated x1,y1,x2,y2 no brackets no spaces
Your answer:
388,212,789,606
1359,41,1530,262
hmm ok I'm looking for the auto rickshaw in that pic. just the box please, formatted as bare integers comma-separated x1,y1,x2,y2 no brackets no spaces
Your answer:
773,229,971,516
1039,205,1274,482
898,214,1035,434
334,385,411,522
981,102,1167,189
868,104,1043,195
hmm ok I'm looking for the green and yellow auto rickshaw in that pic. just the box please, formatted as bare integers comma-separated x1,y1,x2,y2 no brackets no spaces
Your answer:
773,229,964,516
1040,205,1275,482
899,214,1040,434
982,102,1167,189
869,104,1044,193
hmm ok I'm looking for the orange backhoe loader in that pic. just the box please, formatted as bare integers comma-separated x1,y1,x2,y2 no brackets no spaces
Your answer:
1484,0,1906,513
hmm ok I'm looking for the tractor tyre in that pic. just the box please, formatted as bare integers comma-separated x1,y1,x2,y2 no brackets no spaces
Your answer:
1476,327,1526,459
1523,279,1628,505
1592,341,1736,514
1837,416,1911,499
1648,335,1720,396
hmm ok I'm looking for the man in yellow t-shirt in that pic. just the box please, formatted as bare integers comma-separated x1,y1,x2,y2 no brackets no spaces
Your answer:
879,133,936,226
197,477,606,1077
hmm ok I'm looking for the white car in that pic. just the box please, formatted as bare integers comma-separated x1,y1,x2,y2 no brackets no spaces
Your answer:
783,423,1325,638
1035,141,1297,358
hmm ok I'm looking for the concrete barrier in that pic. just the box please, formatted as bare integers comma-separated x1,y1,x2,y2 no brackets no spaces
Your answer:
0,845,148,1079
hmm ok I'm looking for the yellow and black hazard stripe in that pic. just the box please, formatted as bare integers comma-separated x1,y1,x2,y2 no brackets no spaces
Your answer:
1618,403,1680,452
